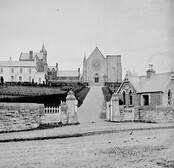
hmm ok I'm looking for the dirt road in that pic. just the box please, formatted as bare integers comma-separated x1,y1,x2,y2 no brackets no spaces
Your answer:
0,128,174,168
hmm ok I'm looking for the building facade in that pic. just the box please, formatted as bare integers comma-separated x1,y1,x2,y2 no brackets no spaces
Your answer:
82,47,122,86
0,44,47,84
117,65,174,106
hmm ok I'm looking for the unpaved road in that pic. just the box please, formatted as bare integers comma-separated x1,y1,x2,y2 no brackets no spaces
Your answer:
0,128,174,168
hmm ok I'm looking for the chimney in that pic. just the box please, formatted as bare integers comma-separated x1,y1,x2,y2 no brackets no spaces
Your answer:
56,63,58,71
78,68,80,77
29,51,33,60
146,64,155,78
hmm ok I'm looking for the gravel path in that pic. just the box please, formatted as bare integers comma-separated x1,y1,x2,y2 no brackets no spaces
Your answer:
77,86,106,123
0,128,173,168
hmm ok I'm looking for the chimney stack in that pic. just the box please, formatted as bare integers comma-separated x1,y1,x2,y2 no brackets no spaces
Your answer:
29,51,33,60
78,68,80,77
146,64,155,78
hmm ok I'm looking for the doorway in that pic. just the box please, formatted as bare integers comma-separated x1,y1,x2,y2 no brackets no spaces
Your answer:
95,77,99,83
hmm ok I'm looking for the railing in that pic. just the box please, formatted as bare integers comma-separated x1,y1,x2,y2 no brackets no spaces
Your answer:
44,106,60,114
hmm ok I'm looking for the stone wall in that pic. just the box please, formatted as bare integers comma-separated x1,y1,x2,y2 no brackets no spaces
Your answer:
149,93,162,106
0,103,44,132
139,106,174,123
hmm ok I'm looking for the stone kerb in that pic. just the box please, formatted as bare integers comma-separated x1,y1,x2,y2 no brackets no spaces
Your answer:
66,90,78,124
0,103,44,132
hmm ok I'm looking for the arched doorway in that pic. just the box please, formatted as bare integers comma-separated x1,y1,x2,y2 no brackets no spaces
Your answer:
94,73,99,83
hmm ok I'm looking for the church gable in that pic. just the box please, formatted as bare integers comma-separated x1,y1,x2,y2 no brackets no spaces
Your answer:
87,47,105,61
117,81,136,95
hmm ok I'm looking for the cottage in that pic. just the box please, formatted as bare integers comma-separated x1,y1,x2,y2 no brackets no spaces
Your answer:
117,65,174,107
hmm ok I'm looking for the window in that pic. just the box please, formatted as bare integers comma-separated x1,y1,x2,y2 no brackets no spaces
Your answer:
168,90,172,105
20,68,23,73
123,91,126,105
0,68,3,73
142,95,149,105
11,68,14,73
29,76,31,82
95,77,99,83
19,76,22,82
29,68,32,74
129,90,133,105
11,76,14,82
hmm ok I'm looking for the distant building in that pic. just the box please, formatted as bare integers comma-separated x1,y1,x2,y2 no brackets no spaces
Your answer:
19,44,47,73
117,65,174,106
0,44,47,84
56,68,80,82
47,63,58,81
82,47,122,86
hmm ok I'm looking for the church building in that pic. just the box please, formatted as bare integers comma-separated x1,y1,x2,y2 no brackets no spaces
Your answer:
82,47,122,86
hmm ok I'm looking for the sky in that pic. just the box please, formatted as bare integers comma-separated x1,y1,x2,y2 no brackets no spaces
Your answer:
0,0,174,76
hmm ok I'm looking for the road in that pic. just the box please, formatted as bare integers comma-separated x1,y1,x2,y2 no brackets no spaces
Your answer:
0,128,174,168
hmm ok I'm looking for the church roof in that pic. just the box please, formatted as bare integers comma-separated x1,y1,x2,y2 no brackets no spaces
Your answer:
19,52,44,61
87,47,105,60
0,60,36,67
48,66,57,71
57,70,79,77
122,72,173,93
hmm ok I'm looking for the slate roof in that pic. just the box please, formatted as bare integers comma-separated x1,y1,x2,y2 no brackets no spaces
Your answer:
48,66,57,71
125,72,174,93
0,60,36,67
19,52,44,60
57,70,79,77
88,47,105,60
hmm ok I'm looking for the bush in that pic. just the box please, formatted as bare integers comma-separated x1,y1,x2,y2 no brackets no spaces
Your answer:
102,86,113,102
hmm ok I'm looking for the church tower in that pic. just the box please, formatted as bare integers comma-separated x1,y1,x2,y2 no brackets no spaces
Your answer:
40,43,47,65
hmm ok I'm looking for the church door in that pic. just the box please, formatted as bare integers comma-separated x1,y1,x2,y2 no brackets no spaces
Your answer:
95,77,99,83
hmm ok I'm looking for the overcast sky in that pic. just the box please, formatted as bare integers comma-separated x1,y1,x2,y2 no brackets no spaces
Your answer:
0,0,173,76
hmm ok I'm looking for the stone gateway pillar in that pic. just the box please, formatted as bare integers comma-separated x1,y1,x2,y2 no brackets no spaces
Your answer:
110,92,121,121
60,102,68,125
66,90,78,124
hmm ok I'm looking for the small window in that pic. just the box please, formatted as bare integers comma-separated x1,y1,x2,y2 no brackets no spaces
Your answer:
19,76,22,82
142,95,149,105
11,68,14,73
95,77,99,83
0,68,3,73
11,76,14,82
29,68,32,74
20,68,23,73
168,90,172,105
129,90,133,105
123,91,126,105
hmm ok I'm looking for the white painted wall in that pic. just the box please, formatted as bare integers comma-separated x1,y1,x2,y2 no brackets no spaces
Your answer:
0,66,37,82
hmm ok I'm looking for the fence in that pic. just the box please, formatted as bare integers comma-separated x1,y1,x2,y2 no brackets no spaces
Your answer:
44,106,60,114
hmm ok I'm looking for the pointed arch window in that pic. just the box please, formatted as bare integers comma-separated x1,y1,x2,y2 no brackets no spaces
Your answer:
129,90,133,105
168,90,172,105
123,91,126,105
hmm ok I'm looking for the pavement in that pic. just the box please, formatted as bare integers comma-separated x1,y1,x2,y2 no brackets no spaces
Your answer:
0,121,174,142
